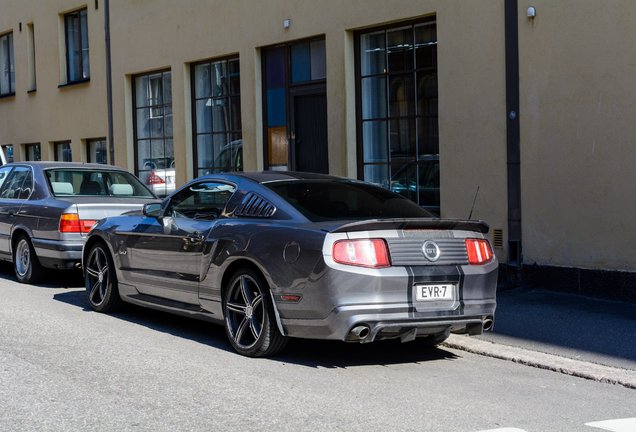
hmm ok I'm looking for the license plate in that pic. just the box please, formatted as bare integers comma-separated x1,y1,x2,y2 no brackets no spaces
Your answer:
415,284,455,301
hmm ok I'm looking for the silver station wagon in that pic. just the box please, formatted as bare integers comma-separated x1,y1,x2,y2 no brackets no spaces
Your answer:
0,162,157,283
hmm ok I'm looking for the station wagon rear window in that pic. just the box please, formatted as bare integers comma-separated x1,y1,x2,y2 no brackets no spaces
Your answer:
46,169,155,198
267,180,434,222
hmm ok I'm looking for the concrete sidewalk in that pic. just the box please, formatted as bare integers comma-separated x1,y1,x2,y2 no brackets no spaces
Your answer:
444,286,636,389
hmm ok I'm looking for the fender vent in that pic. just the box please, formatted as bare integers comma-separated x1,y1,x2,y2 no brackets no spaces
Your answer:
234,193,276,218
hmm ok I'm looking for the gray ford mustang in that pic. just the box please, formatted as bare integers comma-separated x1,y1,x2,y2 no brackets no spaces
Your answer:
83,171,498,357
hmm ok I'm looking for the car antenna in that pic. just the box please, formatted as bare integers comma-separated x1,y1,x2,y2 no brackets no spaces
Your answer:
468,186,480,220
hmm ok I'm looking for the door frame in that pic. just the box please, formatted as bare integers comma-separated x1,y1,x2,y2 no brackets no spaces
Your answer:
288,83,327,172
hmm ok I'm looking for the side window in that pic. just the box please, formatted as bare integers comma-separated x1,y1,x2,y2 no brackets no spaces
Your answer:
166,182,236,220
0,166,12,191
0,167,32,199
18,170,33,199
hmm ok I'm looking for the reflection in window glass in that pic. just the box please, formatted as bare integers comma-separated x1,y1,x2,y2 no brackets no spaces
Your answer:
2,144,13,163
167,182,236,219
0,32,15,95
24,143,41,161
357,19,439,215
65,9,89,82
0,167,32,200
192,57,242,177
87,138,107,164
263,38,326,171
46,169,155,198
55,141,72,162
134,70,173,197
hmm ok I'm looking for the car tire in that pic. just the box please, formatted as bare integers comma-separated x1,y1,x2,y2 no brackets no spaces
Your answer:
13,234,43,284
84,242,122,313
223,268,287,357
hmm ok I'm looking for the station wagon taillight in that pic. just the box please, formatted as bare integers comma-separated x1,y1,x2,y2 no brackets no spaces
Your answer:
59,213,98,234
332,239,391,268
465,238,494,265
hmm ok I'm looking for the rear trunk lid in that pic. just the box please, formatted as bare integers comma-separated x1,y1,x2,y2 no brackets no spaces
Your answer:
59,197,158,237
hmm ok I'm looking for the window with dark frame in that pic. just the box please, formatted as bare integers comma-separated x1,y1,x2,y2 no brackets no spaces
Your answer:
262,37,326,171
87,138,107,164
356,18,440,215
133,69,173,197
64,8,90,83
192,56,242,177
0,32,15,96
24,143,41,161
54,141,72,162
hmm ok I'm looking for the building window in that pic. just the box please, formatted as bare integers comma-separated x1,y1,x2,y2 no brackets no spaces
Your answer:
27,23,36,91
2,144,14,163
87,138,107,164
262,37,328,173
65,9,90,83
133,69,173,197
24,143,41,161
0,32,15,96
54,141,72,161
192,56,242,177
356,18,439,215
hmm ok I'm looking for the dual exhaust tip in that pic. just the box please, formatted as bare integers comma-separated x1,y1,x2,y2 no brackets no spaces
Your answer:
350,316,494,341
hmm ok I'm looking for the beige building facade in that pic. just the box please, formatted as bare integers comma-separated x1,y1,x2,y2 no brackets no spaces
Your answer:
1,0,635,298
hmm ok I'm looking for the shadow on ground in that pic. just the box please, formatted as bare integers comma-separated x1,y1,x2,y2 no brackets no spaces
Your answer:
479,286,636,367
0,261,84,288
52,289,459,368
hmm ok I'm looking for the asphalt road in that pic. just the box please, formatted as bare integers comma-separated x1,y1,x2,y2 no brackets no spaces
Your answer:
0,266,634,432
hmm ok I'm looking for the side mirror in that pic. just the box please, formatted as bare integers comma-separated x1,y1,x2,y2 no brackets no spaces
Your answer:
143,202,163,218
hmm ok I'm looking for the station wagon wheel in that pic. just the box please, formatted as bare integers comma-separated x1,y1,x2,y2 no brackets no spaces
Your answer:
84,242,122,313
223,268,287,357
13,234,43,284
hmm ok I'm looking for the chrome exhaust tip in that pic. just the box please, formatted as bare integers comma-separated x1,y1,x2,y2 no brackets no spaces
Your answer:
350,325,370,340
483,316,494,332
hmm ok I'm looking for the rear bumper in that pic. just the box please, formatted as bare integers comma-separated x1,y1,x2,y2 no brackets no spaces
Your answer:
280,303,496,342
32,238,84,269
275,259,499,342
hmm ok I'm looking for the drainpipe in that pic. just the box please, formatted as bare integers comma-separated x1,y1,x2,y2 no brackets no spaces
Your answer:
104,0,115,165
505,0,522,266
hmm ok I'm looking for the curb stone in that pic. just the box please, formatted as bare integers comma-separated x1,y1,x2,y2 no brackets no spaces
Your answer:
443,334,636,390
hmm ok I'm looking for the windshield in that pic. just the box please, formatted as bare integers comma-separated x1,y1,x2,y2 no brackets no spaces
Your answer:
46,169,156,198
267,180,434,222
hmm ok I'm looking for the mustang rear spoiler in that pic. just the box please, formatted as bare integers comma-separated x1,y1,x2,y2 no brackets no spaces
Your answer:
330,218,489,234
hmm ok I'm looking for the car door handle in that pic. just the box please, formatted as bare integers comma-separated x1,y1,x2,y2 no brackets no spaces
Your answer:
7,210,15,217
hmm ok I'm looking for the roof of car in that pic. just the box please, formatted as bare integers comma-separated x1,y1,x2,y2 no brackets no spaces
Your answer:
226,171,349,184
5,161,131,171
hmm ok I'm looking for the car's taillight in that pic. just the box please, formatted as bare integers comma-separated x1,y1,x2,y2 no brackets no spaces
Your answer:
59,213,98,234
332,239,391,268
465,238,494,265
146,170,165,185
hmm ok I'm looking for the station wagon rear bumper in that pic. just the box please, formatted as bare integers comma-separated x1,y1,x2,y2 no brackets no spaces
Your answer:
32,238,83,269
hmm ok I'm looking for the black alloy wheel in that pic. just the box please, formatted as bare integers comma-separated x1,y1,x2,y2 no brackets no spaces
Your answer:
84,242,122,312
223,268,287,357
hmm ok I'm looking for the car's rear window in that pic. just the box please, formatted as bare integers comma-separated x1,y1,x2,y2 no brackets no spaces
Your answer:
46,169,156,198
267,180,434,222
